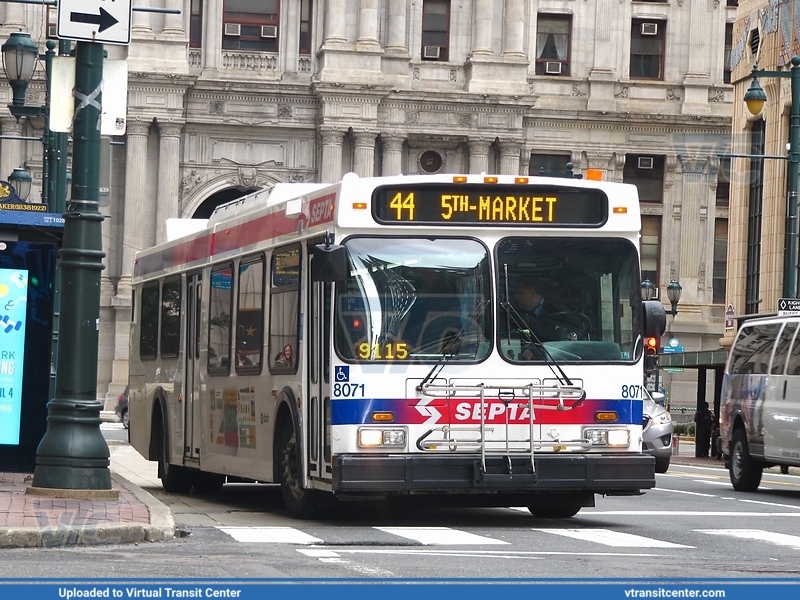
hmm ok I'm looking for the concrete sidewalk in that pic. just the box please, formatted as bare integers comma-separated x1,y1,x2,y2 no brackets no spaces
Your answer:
0,440,174,548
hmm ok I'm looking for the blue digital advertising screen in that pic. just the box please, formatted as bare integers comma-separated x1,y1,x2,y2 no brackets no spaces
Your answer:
0,239,58,471
0,266,28,445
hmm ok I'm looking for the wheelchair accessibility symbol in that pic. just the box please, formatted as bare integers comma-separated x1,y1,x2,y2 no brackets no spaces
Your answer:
335,366,350,382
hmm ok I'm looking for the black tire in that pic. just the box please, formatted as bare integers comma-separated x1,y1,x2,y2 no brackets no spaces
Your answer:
729,428,762,492
121,408,130,429
192,472,225,494
654,455,670,474
528,505,581,519
157,417,192,494
279,420,318,519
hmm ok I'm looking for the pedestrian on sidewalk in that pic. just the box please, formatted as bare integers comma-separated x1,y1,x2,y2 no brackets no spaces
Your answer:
694,402,712,458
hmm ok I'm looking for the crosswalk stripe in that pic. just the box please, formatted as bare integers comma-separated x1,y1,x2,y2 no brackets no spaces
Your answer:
696,529,800,548
534,528,693,548
375,526,509,545
217,526,323,544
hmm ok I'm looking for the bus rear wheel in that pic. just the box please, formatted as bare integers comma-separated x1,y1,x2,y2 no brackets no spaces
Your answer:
730,428,762,492
279,422,318,519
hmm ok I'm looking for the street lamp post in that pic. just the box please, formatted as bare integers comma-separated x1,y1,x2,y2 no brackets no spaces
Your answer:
744,56,800,298
666,280,683,317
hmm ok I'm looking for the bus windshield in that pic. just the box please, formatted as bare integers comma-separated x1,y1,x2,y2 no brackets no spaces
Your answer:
335,237,492,362
497,237,641,364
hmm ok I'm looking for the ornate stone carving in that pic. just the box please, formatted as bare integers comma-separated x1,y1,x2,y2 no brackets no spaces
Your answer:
211,101,225,115
158,123,183,138
614,87,629,99
180,169,203,194
126,120,151,137
665,154,678,189
678,154,708,175
571,84,587,97
405,111,419,124
449,70,458,82
666,89,681,101
698,262,706,291
238,166,259,188
278,105,292,119
708,89,725,103
586,152,612,170
412,68,420,81
457,113,472,127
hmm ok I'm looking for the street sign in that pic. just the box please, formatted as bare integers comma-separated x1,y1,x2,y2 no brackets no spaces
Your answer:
778,297,800,316
725,303,735,329
57,0,132,45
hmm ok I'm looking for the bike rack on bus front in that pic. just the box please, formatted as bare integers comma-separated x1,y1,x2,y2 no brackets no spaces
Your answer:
416,382,588,484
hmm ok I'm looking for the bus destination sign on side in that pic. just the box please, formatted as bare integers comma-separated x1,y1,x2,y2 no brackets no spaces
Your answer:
778,297,800,316
372,184,609,226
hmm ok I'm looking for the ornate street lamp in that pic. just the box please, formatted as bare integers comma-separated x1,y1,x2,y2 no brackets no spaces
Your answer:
1,31,41,114
8,166,32,201
641,279,656,301
666,280,682,317
743,57,800,298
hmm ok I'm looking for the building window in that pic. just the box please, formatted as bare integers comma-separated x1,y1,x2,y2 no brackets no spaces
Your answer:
716,156,730,207
535,15,571,76
299,0,313,55
190,0,203,48
420,151,443,173
623,155,665,203
746,120,765,315
223,0,278,52
421,0,450,61
713,219,728,304
724,23,733,84
630,19,665,80
47,7,57,39
726,0,739,7
529,153,572,177
641,216,661,290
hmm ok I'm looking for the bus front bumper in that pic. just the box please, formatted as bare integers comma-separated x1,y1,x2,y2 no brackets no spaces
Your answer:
331,453,655,494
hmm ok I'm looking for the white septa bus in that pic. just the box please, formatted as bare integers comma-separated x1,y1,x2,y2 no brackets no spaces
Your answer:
129,172,666,518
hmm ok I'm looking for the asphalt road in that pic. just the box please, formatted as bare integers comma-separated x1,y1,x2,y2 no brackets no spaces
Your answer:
6,438,800,580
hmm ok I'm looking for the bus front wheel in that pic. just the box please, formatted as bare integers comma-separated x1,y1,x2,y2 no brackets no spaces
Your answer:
157,417,192,494
279,421,318,519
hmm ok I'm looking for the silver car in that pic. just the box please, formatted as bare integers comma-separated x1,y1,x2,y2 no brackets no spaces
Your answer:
643,390,673,473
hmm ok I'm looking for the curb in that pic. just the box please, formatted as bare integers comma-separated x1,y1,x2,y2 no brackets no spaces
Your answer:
0,473,174,549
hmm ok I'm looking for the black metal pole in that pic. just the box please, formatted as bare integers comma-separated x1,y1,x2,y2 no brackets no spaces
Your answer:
33,41,110,490
789,55,800,298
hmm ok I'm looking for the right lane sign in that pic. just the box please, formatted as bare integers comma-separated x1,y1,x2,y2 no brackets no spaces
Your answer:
57,0,132,45
778,297,800,316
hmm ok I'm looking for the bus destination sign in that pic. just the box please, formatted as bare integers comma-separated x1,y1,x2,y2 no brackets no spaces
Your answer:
372,184,608,226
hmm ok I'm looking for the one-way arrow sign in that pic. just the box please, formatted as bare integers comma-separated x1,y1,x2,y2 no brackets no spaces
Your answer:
58,0,132,45
70,8,118,33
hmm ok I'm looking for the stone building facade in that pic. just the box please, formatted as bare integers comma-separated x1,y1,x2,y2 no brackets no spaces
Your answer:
0,1,735,408
725,0,800,346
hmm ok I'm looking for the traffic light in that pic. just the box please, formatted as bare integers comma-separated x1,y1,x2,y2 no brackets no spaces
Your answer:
645,336,659,372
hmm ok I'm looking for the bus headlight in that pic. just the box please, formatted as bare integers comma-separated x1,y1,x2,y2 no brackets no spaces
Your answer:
357,428,406,448
584,428,630,447
606,428,631,446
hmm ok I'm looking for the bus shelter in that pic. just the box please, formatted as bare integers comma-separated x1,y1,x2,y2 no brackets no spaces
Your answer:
0,204,64,472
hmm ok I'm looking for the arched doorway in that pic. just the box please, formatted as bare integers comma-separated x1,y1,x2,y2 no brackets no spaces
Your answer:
192,187,259,219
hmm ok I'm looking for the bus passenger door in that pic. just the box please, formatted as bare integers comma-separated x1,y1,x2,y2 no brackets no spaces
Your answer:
184,272,202,461
307,244,333,483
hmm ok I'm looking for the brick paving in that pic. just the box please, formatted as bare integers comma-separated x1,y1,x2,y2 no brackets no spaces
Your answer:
0,472,151,529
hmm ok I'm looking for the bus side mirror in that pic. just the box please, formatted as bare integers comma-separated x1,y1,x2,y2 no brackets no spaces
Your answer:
642,300,666,338
311,244,347,282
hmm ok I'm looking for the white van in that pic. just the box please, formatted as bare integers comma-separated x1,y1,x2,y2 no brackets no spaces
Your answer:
720,314,800,491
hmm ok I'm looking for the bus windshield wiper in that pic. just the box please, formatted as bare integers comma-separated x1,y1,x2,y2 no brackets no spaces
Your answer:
499,301,576,388
417,300,490,392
